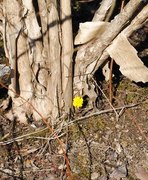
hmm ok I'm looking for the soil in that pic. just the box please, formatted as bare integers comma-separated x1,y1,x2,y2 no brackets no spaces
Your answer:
0,76,147,180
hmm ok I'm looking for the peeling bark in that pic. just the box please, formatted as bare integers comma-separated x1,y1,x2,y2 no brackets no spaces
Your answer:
74,0,146,100
1,0,73,123
61,0,73,112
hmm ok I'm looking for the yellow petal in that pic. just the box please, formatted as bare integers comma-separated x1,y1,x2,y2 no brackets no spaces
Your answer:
73,96,83,108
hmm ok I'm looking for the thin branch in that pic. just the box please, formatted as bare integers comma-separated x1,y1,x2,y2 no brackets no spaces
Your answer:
93,0,113,22
76,0,143,71
109,59,114,104
94,4,148,71
109,0,125,105
92,77,119,119
68,103,139,126
0,81,72,179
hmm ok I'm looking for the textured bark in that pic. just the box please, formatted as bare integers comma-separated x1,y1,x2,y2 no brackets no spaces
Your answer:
61,0,73,112
74,0,145,99
0,0,147,122
1,0,73,123
81,0,142,68
92,0,114,22
95,5,148,71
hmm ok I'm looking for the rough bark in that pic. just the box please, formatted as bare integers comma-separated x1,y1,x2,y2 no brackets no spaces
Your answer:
74,0,146,99
92,0,114,22
1,0,73,123
95,5,148,71
61,0,73,112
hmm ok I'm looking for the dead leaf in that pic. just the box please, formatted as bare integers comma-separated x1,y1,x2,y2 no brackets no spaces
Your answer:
110,164,127,180
74,21,109,45
107,34,148,83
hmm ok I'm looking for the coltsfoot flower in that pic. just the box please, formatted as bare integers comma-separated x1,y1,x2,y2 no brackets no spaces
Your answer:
73,96,83,108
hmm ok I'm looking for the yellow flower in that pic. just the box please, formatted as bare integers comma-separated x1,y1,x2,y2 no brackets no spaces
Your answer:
73,96,83,108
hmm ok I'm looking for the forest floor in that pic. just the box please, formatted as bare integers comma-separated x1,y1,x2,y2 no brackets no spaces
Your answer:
0,77,147,180
0,16,148,180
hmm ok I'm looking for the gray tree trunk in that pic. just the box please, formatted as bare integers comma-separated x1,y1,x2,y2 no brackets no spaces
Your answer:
0,0,73,123
0,0,147,123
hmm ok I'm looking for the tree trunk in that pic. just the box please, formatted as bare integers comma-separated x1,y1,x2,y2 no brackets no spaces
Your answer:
1,0,73,123
0,0,147,123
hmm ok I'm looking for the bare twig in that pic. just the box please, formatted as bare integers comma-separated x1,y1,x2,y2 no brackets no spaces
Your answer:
109,59,114,104
0,82,72,179
76,0,143,71
68,103,139,126
108,0,125,106
0,125,65,145
93,0,114,22
92,77,119,119
94,4,148,71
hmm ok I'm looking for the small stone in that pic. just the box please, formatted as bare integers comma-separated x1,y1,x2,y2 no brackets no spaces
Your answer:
91,172,99,179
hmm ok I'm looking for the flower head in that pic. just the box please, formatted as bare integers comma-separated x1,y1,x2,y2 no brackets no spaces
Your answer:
73,96,83,108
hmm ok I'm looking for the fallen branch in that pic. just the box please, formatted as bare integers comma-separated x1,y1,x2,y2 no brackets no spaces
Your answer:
94,4,148,71
68,103,140,126
75,0,143,72
93,0,114,22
